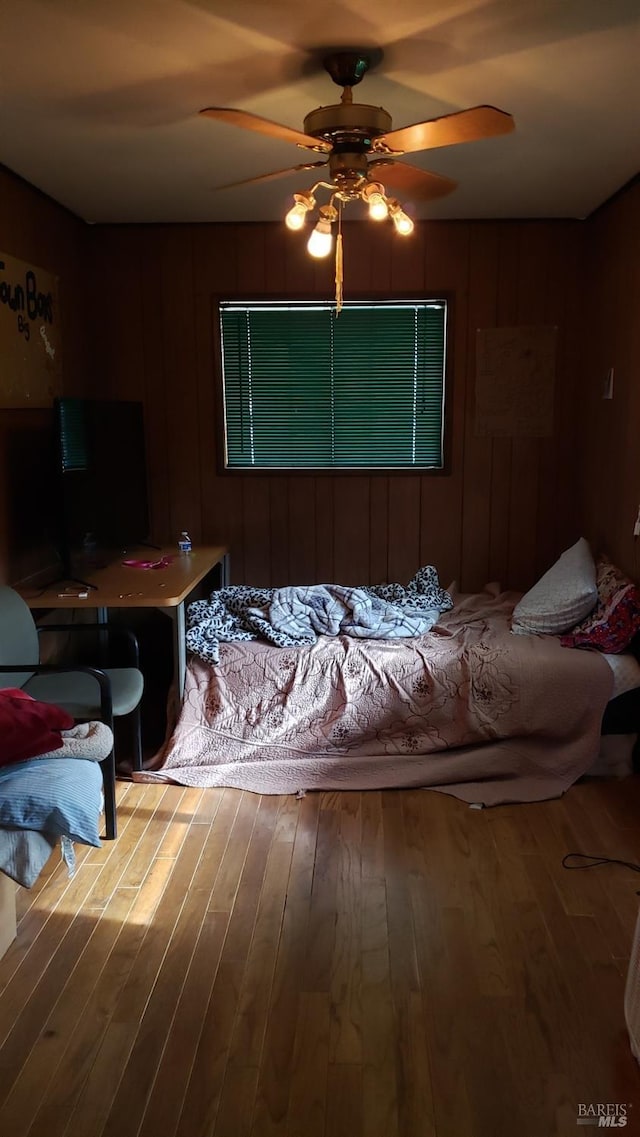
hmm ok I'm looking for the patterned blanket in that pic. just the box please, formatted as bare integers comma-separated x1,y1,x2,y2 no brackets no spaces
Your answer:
186,566,453,665
143,584,614,806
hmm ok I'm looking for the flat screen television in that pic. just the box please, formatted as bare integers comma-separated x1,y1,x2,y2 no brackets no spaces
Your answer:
53,397,151,577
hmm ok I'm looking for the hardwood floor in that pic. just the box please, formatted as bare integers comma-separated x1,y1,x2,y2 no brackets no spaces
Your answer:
1,776,640,1137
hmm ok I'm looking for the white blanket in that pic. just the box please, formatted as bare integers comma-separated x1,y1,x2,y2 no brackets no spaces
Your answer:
36,721,113,762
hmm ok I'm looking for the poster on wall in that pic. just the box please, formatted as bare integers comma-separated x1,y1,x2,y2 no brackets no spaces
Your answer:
475,325,557,437
0,252,62,407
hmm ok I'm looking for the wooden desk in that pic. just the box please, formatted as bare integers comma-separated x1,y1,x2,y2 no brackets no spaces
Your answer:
19,544,229,704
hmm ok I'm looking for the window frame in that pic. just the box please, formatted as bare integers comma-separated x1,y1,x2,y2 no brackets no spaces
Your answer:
212,291,455,477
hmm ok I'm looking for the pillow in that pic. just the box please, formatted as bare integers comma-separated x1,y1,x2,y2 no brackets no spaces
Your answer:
0,757,102,846
560,557,640,652
0,828,58,888
511,537,597,635
0,688,73,767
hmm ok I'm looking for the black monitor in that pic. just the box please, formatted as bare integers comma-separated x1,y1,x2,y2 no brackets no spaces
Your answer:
53,397,150,576
3,407,59,584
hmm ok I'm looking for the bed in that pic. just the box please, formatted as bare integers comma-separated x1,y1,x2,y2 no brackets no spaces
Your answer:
138,539,640,806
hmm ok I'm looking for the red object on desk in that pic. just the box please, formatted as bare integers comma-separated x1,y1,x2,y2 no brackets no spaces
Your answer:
121,556,173,570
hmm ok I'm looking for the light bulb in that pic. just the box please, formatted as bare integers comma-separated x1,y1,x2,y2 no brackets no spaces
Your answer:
307,218,333,258
363,182,389,222
285,193,314,231
369,197,389,221
392,208,414,236
285,203,308,230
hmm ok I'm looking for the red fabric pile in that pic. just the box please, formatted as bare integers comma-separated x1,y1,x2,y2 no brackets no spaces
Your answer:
0,688,74,767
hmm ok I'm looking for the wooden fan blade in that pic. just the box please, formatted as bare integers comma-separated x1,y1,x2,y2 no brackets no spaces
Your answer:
368,160,457,201
216,160,328,191
373,105,515,155
199,107,330,152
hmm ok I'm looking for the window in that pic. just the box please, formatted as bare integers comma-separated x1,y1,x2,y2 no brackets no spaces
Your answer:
219,299,448,471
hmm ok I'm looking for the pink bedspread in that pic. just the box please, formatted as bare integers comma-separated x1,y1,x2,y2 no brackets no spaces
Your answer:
140,585,614,805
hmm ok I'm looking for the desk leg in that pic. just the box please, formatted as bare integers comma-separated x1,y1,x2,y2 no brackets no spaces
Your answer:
166,601,187,704
220,553,231,587
168,554,227,698
157,603,187,736
160,554,228,725
96,606,109,665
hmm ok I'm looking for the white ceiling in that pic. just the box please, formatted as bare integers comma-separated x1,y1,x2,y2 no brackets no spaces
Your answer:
0,0,639,225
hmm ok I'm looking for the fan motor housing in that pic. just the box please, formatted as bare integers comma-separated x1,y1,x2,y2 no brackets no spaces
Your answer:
303,102,392,150
328,151,370,192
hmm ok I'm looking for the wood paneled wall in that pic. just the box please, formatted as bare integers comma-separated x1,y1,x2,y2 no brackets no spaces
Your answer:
0,167,87,584
577,180,640,580
87,218,585,592
2,160,637,595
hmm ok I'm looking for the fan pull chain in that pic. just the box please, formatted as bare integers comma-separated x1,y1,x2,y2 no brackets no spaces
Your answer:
335,203,344,314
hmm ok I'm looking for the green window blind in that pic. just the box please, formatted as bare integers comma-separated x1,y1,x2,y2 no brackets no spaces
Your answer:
220,299,447,470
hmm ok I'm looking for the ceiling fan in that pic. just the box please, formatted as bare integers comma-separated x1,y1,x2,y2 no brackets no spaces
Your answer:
199,49,515,206
199,50,514,309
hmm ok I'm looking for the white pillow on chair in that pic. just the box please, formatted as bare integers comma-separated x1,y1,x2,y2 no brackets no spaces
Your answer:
512,537,598,635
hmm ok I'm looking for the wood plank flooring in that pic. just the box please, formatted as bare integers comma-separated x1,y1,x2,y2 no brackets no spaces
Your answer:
1,776,640,1136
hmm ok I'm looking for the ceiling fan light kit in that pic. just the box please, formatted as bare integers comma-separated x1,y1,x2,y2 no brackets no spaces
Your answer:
362,182,389,220
307,205,337,259
284,192,316,230
201,49,515,311
388,200,414,235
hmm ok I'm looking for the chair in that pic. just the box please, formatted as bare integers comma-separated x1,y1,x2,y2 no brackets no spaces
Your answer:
0,586,144,840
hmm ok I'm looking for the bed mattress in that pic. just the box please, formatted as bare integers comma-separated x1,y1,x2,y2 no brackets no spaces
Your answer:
141,586,620,805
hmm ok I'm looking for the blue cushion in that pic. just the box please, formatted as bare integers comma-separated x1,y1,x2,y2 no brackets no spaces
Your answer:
0,758,102,847
0,828,58,887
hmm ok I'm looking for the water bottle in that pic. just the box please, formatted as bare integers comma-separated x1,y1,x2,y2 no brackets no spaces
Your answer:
178,530,192,554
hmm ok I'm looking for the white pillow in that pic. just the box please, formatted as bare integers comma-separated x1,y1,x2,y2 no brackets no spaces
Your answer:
511,538,598,635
